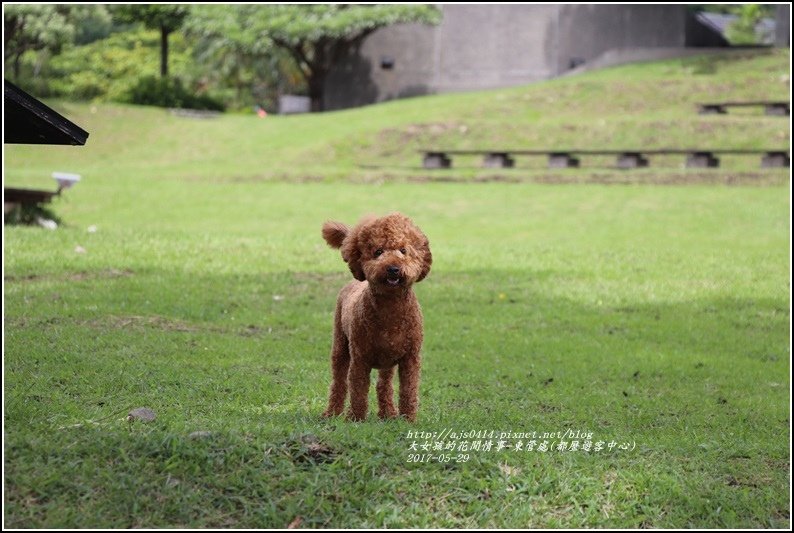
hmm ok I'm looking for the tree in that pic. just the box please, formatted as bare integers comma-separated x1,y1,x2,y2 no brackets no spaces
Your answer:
113,5,188,77
70,4,113,45
725,4,770,45
690,4,776,45
192,4,441,112
186,5,289,110
268,4,441,111
4,4,74,81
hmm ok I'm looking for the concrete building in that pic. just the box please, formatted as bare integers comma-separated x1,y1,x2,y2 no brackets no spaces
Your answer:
776,4,790,47
324,4,733,110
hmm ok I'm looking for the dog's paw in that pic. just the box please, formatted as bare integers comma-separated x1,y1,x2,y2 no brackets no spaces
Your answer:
321,410,341,419
378,409,399,420
345,411,367,422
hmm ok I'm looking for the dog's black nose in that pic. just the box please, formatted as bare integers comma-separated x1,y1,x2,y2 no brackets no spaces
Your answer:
387,266,400,276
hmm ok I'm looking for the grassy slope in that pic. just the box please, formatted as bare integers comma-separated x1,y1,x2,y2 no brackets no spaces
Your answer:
3,49,790,186
3,51,791,528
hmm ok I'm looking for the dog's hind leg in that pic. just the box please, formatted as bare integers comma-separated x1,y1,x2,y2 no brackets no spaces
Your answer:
322,329,350,418
377,366,398,419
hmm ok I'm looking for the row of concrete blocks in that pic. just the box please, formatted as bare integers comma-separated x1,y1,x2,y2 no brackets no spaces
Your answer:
698,103,790,116
422,151,791,169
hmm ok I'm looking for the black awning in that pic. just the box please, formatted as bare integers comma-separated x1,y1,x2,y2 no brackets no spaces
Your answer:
4,79,89,145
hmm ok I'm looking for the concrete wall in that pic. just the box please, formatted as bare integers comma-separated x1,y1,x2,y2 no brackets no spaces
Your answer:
554,5,687,73
775,4,790,47
324,4,693,110
431,4,559,92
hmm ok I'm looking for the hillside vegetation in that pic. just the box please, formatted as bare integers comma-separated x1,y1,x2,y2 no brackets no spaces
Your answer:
5,49,790,188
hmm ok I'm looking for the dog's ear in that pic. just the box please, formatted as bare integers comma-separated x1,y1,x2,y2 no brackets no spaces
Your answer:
340,228,366,281
416,234,432,282
322,221,349,249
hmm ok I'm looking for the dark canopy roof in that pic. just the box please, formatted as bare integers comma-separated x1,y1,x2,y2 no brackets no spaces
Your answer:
4,79,89,145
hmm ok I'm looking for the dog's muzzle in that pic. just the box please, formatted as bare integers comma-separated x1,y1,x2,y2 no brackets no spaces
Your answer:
386,266,402,286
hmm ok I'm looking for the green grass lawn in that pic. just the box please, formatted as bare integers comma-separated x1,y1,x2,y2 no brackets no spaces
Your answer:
3,50,791,528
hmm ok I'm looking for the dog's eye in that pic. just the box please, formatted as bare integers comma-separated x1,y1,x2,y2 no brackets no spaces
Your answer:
374,249,383,257
400,248,406,254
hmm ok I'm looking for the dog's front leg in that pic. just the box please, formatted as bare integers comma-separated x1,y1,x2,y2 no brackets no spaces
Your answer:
398,355,421,422
377,366,398,419
346,358,371,421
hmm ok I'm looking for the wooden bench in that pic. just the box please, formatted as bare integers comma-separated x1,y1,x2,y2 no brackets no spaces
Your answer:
4,173,80,220
4,187,57,207
420,149,790,169
697,101,790,116
4,187,59,218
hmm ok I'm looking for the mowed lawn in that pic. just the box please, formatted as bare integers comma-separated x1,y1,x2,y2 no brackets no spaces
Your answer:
4,180,790,528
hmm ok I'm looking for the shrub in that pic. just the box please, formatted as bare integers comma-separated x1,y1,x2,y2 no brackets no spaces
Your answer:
124,75,225,111
4,204,62,227
45,29,193,102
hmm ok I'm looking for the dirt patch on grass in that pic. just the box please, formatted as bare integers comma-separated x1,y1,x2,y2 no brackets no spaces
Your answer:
90,315,281,338
376,122,467,156
399,171,788,186
96,315,204,333
5,268,135,284
290,272,347,283
534,171,788,186
5,314,274,339
379,121,465,144
277,433,339,465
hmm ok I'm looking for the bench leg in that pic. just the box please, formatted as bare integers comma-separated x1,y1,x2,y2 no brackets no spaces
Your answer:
422,153,451,169
686,152,720,168
764,104,790,116
699,105,726,115
548,154,579,168
616,153,649,169
761,152,790,168
4,202,19,216
482,153,515,168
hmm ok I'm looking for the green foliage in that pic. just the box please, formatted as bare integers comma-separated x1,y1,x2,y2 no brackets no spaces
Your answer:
725,4,767,45
4,4,75,79
112,4,190,77
46,29,192,101
260,4,442,44
186,5,304,111
689,4,776,45
5,4,440,111
124,75,225,111
112,4,189,33
69,4,114,45
187,4,441,111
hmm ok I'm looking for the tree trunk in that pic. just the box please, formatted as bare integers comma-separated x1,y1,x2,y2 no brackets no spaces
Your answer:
160,27,169,77
308,76,325,112
13,52,21,81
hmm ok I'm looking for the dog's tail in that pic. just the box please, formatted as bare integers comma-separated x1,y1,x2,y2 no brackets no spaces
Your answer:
322,221,349,249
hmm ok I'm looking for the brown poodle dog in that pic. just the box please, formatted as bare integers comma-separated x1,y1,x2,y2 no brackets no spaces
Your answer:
320,213,432,422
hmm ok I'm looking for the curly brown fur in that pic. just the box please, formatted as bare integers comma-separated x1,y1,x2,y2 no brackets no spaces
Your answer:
320,213,432,422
